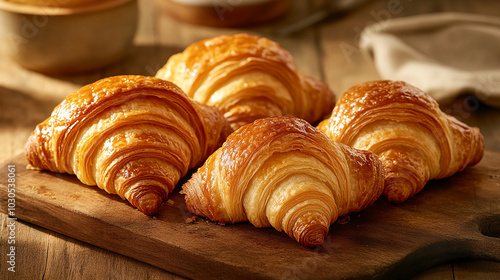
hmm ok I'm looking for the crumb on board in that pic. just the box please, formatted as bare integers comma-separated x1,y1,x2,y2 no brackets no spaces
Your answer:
26,164,41,170
185,216,198,224
337,215,350,224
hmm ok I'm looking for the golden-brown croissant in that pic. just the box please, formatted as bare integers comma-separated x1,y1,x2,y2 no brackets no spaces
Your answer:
25,75,232,215
182,116,385,247
155,33,335,130
317,80,484,203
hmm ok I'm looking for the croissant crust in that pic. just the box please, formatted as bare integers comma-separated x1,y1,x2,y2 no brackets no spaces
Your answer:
317,80,484,203
25,75,232,215
156,33,335,130
183,116,385,247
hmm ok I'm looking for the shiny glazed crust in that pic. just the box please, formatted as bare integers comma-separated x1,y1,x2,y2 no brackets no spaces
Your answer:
156,33,335,130
182,116,385,247
25,75,232,215
317,80,484,203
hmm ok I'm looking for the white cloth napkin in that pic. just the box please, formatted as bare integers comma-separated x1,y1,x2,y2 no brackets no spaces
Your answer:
360,12,500,107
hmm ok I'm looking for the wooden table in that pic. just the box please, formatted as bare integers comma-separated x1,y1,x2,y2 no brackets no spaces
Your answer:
1,0,499,279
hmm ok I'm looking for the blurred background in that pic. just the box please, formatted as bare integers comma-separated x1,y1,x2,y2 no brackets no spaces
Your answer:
0,0,499,279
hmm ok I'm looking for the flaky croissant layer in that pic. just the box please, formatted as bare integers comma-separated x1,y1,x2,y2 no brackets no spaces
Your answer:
156,33,335,130
25,75,232,215
318,80,484,203
182,116,385,247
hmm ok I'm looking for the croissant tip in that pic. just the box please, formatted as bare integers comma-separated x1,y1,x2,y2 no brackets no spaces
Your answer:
384,185,412,204
134,192,165,216
298,224,329,248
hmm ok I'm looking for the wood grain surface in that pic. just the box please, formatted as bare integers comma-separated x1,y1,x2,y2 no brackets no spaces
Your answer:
1,149,499,280
1,0,500,279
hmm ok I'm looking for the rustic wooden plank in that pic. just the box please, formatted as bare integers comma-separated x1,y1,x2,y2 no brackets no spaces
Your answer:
411,264,454,280
1,216,47,280
1,0,500,279
1,150,499,280
317,0,382,95
0,213,179,280
454,260,500,280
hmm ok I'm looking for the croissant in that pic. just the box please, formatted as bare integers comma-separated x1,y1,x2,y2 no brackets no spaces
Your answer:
25,75,232,215
155,33,335,130
317,80,484,203
182,116,385,247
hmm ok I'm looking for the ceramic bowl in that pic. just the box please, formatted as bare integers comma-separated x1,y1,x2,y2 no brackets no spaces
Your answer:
0,0,138,74
158,0,290,27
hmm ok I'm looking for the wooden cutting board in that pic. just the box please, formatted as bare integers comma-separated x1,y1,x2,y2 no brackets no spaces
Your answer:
1,151,499,279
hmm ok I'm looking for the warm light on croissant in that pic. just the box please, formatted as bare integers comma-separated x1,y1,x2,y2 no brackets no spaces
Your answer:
155,33,335,130
182,116,385,247
25,75,232,215
317,80,484,203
